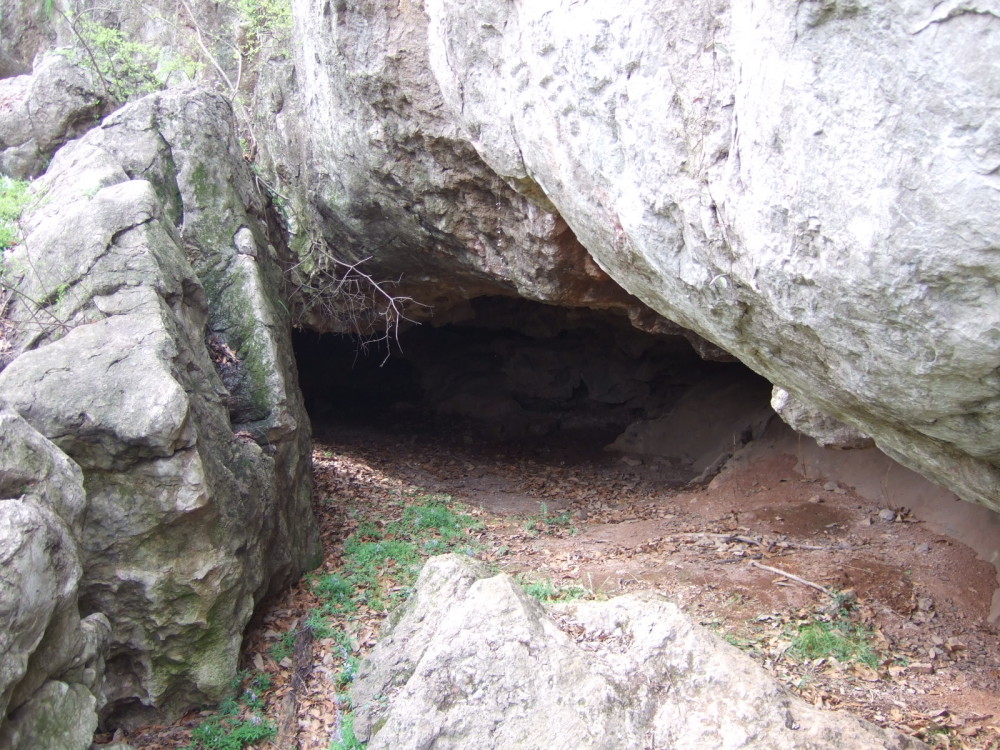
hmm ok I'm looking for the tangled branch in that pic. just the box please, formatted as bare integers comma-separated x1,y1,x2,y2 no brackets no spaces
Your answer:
285,244,428,364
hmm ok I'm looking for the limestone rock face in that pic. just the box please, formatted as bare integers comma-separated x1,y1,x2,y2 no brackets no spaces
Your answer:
285,0,1000,511
0,412,109,750
352,554,926,750
0,54,110,179
0,87,318,725
288,0,641,327
0,681,99,750
419,0,1000,510
772,387,874,450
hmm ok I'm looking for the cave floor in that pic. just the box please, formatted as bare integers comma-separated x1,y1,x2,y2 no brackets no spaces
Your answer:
123,417,1000,750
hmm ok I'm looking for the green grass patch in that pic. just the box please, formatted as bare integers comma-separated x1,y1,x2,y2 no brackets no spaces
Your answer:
312,572,358,616
788,619,879,667
521,577,589,603
329,713,364,750
308,494,481,616
524,503,575,535
0,176,31,252
185,672,276,750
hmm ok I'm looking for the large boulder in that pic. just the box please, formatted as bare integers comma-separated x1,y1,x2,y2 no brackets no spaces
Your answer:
0,87,318,726
285,0,1000,512
352,554,926,750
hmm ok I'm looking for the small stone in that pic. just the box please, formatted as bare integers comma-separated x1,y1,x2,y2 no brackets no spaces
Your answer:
878,508,897,522
907,663,935,675
915,542,932,554
620,456,642,467
807,494,823,504
823,481,838,492
944,637,967,653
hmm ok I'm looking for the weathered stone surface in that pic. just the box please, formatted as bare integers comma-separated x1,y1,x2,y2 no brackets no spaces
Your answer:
0,53,109,178
415,0,1000,511
0,497,80,721
608,372,774,480
0,412,107,750
0,0,57,78
1,314,198,470
0,87,318,725
280,0,1000,511
772,387,874,450
353,554,926,750
0,411,87,534
0,680,98,750
288,0,642,327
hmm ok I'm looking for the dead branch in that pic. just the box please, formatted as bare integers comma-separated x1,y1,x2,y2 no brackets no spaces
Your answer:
286,244,429,364
271,617,313,750
0,278,71,335
749,560,833,596
58,9,116,100
175,0,239,98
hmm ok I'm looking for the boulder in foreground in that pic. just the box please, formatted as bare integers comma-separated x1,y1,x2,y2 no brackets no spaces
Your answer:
352,554,925,750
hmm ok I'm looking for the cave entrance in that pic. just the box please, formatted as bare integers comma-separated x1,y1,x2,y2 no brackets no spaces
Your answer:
293,297,775,485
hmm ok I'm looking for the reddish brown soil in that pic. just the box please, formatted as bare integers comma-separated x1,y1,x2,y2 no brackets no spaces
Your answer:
119,418,1000,749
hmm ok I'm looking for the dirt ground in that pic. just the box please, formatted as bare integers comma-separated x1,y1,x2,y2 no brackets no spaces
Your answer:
120,415,1000,750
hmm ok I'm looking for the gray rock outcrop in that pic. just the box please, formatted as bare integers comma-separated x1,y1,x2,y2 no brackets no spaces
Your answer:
0,86,318,727
771,387,874,450
353,554,926,750
0,53,110,179
0,412,109,750
284,0,1000,512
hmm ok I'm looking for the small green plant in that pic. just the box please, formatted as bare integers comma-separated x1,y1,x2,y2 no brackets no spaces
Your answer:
787,619,879,668
269,631,294,663
524,503,575,535
187,716,275,750
312,572,358,615
68,16,201,102
185,671,276,750
329,713,365,750
337,655,360,687
0,176,31,252
521,577,588,603
225,0,292,58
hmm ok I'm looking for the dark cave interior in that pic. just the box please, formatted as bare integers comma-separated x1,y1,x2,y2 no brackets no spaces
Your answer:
293,297,775,482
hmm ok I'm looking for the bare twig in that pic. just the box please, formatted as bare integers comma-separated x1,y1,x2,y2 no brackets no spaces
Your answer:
0,277,71,334
176,0,238,98
671,532,848,552
271,616,313,749
59,9,116,100
749,560,833,596
286,243,429,364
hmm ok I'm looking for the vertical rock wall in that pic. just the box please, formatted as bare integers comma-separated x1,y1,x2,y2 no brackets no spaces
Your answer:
0,87,319,729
